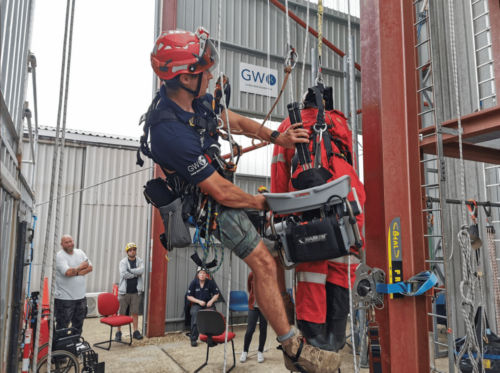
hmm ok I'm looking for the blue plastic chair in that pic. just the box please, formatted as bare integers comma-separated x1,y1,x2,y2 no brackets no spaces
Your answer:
229,291,249,332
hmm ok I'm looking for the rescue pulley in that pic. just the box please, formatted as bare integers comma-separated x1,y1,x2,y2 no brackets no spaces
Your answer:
352,263,438,309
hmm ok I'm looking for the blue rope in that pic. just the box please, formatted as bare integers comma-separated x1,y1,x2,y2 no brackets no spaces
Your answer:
190,198,224,274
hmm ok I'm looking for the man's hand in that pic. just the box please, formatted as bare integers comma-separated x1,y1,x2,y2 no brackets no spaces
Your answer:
275,123,310,149
254,194,270,211
207,300,214,308
199,300,206,307
80,261,89,270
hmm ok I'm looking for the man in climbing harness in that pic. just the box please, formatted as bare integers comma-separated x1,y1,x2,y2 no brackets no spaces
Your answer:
271,88,366,353
142,27,342,372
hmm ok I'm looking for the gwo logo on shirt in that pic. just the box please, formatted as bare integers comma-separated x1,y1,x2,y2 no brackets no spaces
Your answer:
188,155,208,174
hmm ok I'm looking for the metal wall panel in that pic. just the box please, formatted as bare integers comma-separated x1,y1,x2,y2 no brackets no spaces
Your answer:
176,0,361,124
1,1,35,369
80,146,150,293
22,138,151,295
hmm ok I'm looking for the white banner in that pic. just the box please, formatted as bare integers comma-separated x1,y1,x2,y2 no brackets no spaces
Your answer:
239,62,278,98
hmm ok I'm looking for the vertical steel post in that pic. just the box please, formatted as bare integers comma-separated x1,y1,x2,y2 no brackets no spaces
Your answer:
142,0,163,337
146,0,177,338
361,0,431,372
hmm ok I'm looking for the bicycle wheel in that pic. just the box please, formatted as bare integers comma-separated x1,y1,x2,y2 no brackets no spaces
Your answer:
36,350,80,373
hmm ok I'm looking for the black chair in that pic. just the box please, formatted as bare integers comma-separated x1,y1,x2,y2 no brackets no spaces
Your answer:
195,310,236,373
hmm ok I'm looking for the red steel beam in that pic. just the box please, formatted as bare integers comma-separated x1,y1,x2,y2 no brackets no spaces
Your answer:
423,142,500,165
489,0,500,99
269,0,361,71
361,0,430,372
419,105,500,148
147,0,177,338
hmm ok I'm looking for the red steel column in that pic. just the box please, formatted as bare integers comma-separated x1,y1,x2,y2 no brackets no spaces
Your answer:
146,0,177,338
361,0,430,372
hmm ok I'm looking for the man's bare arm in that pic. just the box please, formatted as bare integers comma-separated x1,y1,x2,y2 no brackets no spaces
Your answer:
78,265,93,275
219,108,309,149
198,172,269,210
65,267,81,276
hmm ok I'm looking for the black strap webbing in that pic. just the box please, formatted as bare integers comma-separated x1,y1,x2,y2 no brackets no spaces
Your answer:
369,324,383,373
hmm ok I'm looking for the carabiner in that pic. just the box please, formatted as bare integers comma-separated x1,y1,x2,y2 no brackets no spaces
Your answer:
284,44,298,69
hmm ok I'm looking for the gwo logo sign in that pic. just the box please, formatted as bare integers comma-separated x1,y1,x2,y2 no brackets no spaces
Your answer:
239,62,278,98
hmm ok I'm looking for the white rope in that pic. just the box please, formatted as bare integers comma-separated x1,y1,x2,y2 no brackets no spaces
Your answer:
447,0,483,370
347,0,358,172
347,256,359,373
285,0,293,103
32,0,73,369
216,1,233,370
300,0,310,97
487,228,500,330
47,1,75,371
223,251,232,373
266,0,271,188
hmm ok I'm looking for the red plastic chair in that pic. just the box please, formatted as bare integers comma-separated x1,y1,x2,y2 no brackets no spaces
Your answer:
93,293,133,350
195,310,236,373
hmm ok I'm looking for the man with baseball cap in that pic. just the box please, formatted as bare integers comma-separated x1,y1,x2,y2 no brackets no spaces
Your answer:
186,267,220,346
116,242,144,341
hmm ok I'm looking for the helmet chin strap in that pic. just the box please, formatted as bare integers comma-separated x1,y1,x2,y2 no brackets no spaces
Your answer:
178,72,204,98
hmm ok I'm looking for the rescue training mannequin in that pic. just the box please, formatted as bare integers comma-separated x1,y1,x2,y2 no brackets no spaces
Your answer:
142,27,343,372
271,88,366,352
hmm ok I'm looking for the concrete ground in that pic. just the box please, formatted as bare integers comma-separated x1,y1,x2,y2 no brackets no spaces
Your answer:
80,316,450,372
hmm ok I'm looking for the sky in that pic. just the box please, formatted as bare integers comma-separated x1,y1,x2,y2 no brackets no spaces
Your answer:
28,0,156,139
27,0,360,140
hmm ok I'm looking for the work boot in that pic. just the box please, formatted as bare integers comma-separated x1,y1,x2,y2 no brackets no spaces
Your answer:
115,331,122,342
297,320,332,351
325,318,347,352
278,335,342,373
282,291,295,325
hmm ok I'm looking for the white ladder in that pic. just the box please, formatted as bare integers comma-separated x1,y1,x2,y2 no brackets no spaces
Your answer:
470,0,497,109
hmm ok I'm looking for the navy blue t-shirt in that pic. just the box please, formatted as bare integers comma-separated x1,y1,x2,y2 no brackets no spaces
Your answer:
150,85,218,185
187,278,220,302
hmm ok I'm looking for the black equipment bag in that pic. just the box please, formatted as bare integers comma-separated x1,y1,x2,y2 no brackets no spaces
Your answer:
143,177,177,209
285,216,349,263
456,306,500,372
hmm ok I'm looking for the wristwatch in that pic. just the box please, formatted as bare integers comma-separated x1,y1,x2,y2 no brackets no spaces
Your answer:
269,131,281,144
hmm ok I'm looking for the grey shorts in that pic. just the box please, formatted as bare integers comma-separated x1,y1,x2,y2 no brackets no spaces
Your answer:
118,293,141,315
213,207,262,260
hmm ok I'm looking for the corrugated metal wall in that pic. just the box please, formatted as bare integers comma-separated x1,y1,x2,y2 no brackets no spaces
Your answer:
1,0,35,369
22,139,151,295
426,0,500,337
177,0,361,125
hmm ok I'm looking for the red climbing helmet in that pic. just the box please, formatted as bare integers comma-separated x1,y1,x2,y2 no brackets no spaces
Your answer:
151,26,219,81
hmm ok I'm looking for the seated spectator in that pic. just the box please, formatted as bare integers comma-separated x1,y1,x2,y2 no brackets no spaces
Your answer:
187,267,220,347
116,242,144,341
240,271,267,363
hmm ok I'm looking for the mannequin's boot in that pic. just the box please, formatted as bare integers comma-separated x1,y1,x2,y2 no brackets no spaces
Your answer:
325,317,347,352
297,320,333,351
